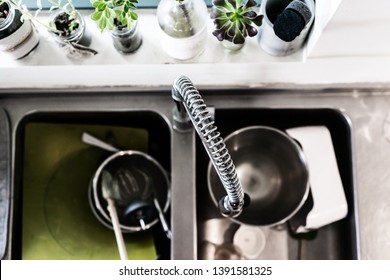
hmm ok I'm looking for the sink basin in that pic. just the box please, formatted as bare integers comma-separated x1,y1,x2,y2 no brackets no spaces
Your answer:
11,110,171,260
0,88,365,260
196,108,359,260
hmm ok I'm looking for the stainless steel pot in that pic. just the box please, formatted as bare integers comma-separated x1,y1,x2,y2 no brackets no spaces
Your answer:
208,126,310,227
89,150,171,233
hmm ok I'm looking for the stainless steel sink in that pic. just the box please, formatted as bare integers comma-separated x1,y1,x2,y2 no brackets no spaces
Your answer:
195,108,358,259
2,87,383,260
11,109,172,260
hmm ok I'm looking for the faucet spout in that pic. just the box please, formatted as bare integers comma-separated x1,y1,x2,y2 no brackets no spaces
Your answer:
172,75,245,217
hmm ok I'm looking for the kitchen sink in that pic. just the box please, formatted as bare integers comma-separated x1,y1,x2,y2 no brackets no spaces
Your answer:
0,88,364,260
10,109,171,260
195,108,359,260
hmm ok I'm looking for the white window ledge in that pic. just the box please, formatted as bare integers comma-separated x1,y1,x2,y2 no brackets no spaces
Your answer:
1,0,390,91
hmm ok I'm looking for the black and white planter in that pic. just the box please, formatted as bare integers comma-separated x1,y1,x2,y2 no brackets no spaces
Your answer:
0,2,39,59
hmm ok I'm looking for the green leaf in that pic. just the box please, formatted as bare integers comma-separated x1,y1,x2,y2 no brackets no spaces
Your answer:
120,17,127,27
126,18,134,29
114,9,121,18
113,0,125,6
106,17,114,30
97,2,106,11
130,10,138,20
223,0,236,12
109,8,116,18
91,1,102,8
104,7,111,18
90,10,102,21
98,16,107,31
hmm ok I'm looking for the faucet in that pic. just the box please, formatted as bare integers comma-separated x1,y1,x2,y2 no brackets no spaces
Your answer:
172,75,245,218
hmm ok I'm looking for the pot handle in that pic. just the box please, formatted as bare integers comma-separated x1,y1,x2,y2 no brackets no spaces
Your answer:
286,126,348,233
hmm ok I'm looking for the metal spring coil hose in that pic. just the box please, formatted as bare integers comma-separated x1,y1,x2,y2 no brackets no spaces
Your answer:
173,75,244,213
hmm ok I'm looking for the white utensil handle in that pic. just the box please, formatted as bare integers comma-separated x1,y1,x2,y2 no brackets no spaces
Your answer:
106,198,128,260
154,198,172,239
82,132,119,152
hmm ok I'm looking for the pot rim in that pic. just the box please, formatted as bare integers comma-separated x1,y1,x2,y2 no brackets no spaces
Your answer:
207,125,310,227
91,150,171,232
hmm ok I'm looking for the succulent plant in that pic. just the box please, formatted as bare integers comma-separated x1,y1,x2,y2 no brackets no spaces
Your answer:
90,0,138,32
211,0,263,44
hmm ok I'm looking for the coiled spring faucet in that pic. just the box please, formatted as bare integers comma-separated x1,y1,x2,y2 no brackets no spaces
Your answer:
172,75,245,218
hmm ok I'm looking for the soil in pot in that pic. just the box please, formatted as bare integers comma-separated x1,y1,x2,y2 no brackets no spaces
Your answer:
53,12,79,37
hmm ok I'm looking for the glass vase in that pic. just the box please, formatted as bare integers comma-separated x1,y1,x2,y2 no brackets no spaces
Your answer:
49,10,91,47
222,40,245,52
157,0,208,61
110,20,142,54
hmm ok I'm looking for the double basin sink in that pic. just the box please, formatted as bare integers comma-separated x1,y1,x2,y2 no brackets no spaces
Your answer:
0,88,360,259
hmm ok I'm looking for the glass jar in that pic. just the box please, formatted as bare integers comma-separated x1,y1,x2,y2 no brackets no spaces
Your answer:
110,20,142,54
49,10,91,47
0,1,40,59
157,0,208,61
222,40,245,52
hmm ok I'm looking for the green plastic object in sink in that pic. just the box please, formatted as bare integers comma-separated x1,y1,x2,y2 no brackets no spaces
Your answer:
22,123,156,260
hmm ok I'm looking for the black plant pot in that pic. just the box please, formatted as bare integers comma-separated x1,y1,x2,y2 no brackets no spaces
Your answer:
0,2,39,59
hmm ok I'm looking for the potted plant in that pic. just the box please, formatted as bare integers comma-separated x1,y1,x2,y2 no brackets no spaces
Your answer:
47,0,97,58
90,0,142,53
156,0,208,61
0,0,40,59
210,0,263,51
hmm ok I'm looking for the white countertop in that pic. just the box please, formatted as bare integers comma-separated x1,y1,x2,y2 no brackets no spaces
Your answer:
1,0,390,90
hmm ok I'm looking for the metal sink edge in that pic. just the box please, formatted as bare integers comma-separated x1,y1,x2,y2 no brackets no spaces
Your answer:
2,87,390,259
